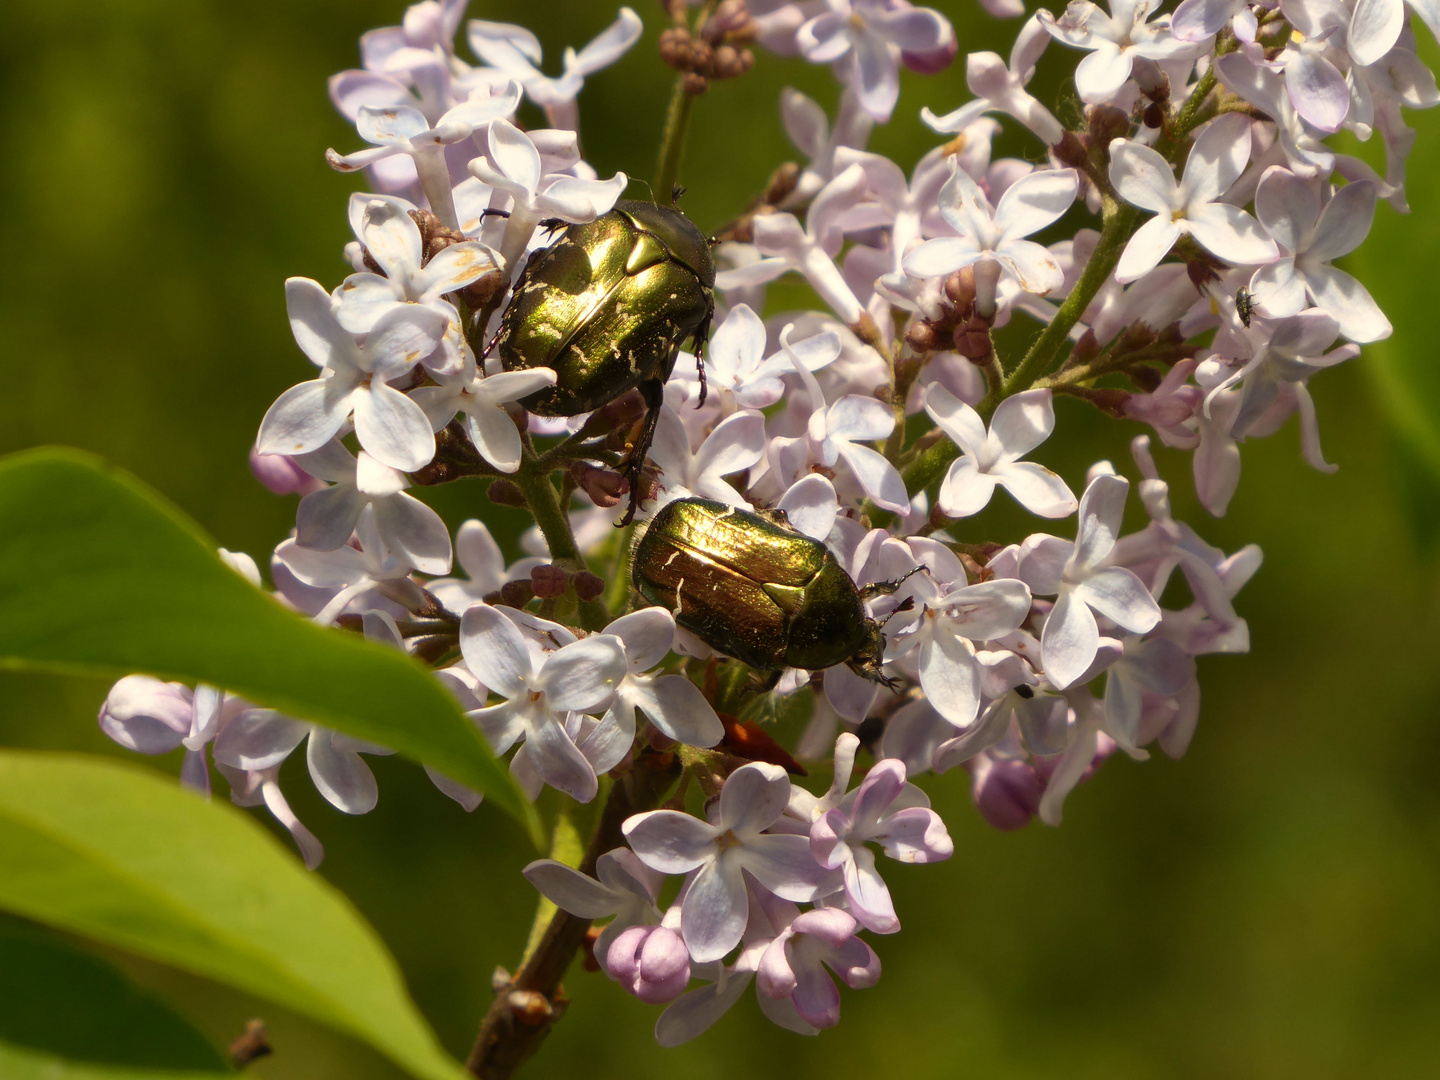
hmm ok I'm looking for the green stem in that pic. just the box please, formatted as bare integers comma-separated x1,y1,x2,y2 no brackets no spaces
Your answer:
654,75,694,201
514,456,609,631
604,523,635,618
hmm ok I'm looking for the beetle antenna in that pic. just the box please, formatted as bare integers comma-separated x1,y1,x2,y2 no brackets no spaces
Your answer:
630,178,657,204
671,184,687,207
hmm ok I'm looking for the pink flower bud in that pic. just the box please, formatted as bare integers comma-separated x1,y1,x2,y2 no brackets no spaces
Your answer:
249,448,323,496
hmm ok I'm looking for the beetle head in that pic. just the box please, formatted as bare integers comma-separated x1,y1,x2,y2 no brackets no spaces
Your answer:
847,619,903,692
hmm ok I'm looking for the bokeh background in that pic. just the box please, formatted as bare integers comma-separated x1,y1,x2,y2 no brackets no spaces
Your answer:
4,1,1440,1077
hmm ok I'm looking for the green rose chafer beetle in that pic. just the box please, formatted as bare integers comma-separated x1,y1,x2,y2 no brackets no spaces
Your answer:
632,497,913,688
495,198,715,521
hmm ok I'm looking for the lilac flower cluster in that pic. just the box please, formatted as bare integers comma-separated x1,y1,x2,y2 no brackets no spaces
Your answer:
97,0,1431,1050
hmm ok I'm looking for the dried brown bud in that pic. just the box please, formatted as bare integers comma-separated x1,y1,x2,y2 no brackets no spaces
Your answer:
531,564,569,599
905,320,940,353
460,268,505,309
574,571,605,602
499,580,534,608
1072,327,1101,364
1052,130,1091,168
764,162,801,205
1087,105,1131,147
954,316,993,360
570,461,630,508
1120,321,1156,351
487,479,527,508
684,71,709,95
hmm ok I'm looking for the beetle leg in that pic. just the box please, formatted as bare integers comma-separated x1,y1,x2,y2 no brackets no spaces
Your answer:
477,208,512,221
858,565,926,602
692,307,712,408
750,668,783,695
617,378,666,526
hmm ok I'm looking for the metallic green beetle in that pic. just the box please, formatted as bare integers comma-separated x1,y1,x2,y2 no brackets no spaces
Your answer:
495,199,715,521
633,497,909,687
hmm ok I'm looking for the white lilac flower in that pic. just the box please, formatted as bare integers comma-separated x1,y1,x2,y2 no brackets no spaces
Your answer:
1189,361,1245,516
335,196,502,374
768,326,909,513
410,345,557,473
922,16,1065,144
683,305,841,412
326,84,523,229
1214,52,1335,179
468,119,628,273
274,505,426,625
1250,169,1391,343
1100,634,1195,753
467,8,643,130
256,278,447,472
1347,0,1440,66
459,603,627,802
809,757,952,933
714,164,872,324
212,706,394,818
902,163,1078,315
215,762,325,869
881,538,1034,728
923,385,1077,519
1207,309,1357,452
1268,23,1351,133
291,439,451,575
647,406,768,511
796,0,955,121
1020,474,1163,688
1110,113,1279,283
523,848,665,977
756,906,882,1028
591,608,725,767
623,763,838,963
1038,0,1210,104
426,519,546,614
779,86,876,207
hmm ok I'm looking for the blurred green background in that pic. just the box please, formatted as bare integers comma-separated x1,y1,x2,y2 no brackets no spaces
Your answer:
4,1,1440,1077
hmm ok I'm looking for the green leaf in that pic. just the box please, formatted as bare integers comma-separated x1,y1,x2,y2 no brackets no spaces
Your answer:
0,1040,231,1080
0,750,471,1080
0,446,539,845
0,916,227,1069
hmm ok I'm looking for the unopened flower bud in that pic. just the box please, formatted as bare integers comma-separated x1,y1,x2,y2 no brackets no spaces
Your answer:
943,266,977,309
574,571,605,602
531,564,569,599
570,462,629,508
1131,57,1170,102
1053,130,1091,167
906,320,941,353
954,316,993,360
1068,329,1100,366
461,268,505,309
901,36,958,75
249,448,323,496
487,479,527,508
971,757,1042,830
1087,105,1130,146
499,580,534,608
683,71,709,95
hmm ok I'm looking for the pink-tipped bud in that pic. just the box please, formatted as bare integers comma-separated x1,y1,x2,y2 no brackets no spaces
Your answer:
249,448,323,496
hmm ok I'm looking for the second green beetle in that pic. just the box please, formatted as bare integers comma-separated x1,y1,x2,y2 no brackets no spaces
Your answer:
495,199,715,519
633,497,908,687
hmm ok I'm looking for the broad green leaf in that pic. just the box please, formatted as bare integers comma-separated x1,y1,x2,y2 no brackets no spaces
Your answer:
0,1041,230,1080
0,750,469,1080
0,447,539,844
0,916,227,1069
